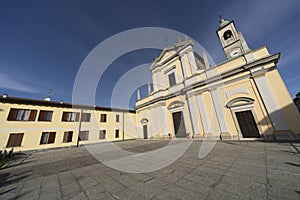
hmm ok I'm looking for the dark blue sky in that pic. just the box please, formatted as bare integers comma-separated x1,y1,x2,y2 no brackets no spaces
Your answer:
0,0,299,108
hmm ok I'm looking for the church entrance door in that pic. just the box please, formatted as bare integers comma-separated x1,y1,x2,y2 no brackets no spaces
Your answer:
235,110,260,138
172,111,186,138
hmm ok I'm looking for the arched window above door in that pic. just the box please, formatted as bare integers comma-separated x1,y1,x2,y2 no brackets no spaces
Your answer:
226,97,254,108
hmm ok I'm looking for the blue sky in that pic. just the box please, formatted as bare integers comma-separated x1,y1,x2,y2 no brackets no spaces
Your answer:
0,0,299,109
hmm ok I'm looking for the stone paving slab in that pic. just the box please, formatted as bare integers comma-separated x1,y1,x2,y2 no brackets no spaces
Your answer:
0,140,300,199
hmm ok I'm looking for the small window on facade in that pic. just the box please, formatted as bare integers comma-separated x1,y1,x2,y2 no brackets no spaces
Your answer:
6,133,24,147
7,108,37,121
38,110,53,121
62,112,79,122
79,131,89,141
81,113,91,122
99,130,106,139
100,114,107,122
63,131,73,143
194,52,206,70
40,132,56,145
115,129,119,138
116,114,120,123
168,72,176,87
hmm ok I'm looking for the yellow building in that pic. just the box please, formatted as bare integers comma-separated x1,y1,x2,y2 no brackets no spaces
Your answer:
0,96,136,152
135,18,300,140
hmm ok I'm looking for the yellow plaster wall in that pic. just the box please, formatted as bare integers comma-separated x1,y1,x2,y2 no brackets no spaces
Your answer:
265,69,300,133
0,103,136,152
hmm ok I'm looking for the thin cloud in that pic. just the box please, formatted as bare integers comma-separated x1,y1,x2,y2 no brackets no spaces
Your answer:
0,72,39,94
285,74,300,84
279,50,300,67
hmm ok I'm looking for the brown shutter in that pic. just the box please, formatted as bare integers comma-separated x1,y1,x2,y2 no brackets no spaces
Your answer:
62,112,67,121
6,133,23,147
15,133,24,146
7,109,18,121
67,131,73,142
81,113,86,122
29,110,37,121
86,113,91,122
6,134,17,147
38,110,46,121
63,132,68,143
48,132,56,144
75,113,80,122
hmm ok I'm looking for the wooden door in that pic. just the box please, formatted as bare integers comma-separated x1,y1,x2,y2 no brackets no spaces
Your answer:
172,112,186,138
143,125,148,139
235,110,260,138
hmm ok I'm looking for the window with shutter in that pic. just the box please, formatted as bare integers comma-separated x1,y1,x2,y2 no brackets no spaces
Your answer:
63,131,73,143
38,110,53,121
79,131,89,141
29,110,37,121
7,109,37,121
82,113,91,122
99,130,106,139
62,112,78,122
40,132,49,144
7,108,18,121
67,131,73,142
7,133,24,147
40,132,56,144
115,129,119,138
100,114,107,122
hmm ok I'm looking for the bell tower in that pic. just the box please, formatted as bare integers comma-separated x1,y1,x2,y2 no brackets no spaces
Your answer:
217,17,250,59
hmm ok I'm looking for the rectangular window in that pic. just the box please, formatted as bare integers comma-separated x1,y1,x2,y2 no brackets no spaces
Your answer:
99,130,106,139
115,129,119,138
116,114,120,123
7,108,37,121
63,131,73,143
62,112,79,122
81,113,91,122
6,133,24,147
79,131,89,141
40,132,56,145
168,72,176,87
100,114,107,122
38,110,53,121
194,52,206,70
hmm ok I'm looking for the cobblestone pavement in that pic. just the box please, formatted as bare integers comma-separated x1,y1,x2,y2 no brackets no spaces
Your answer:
0,140,300,200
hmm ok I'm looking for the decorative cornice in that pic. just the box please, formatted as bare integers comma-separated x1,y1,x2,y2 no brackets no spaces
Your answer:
136,53,279,111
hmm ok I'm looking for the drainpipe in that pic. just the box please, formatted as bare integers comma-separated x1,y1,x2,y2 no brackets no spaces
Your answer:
77,109,83,147
122,110,125,141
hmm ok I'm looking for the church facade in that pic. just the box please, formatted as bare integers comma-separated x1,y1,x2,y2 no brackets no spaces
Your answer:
135,18,300,140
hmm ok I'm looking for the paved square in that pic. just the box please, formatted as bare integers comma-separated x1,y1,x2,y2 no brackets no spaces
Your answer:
0,140,300,199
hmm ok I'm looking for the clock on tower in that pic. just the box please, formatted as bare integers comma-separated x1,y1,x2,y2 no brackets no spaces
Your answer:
216,16,250,59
